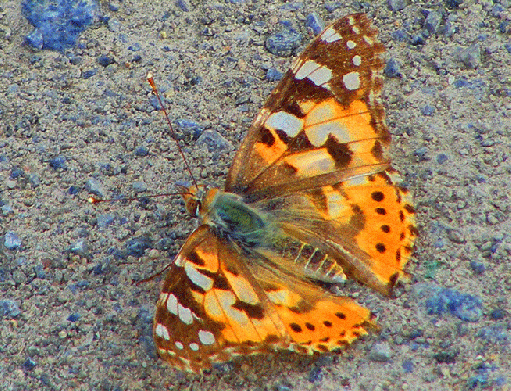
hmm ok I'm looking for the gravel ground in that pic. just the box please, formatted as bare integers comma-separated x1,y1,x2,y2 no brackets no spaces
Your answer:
1,0,510,390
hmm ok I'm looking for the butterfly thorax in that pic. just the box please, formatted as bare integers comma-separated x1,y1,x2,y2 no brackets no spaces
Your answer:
181,186,268,247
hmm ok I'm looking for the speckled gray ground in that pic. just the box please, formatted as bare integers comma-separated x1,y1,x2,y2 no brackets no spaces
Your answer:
1,1,510,390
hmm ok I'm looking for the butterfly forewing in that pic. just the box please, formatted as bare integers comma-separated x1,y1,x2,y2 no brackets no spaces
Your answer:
154,13,417,373
226,14,388,199
154,226,372,372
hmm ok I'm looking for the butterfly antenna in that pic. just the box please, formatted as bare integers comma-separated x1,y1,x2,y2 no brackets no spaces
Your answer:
147,72,198,189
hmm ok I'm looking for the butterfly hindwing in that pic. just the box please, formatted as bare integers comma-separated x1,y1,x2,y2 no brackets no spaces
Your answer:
251,169,416,295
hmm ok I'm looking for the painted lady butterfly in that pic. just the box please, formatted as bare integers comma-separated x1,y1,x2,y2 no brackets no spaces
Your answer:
153,13,417,373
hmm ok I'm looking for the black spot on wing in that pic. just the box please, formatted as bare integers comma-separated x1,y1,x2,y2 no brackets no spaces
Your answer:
199,269,231,291
188,251,205,266
259,127,276,146
325,135,353,168
232,301,265,320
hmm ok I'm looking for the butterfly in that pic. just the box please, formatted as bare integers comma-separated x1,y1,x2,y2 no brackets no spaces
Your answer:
152,13,417,373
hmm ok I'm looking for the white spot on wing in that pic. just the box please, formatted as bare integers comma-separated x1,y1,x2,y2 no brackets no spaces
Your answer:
284,149,336,175
159,348,176,356
343,71,360,91
321,26,342,43
345,175,367,186
352,55,362,66
189,343,200,351
266,111,303,137
155,323,170,340
295,59,333,88
294,59,321,80
199,330,215,345
325,190,347,219
158,292,168,306
346,40,356,49
178,303,194,325
184,262,213,290
166,293,178,315
175,341,184,350
307,122,350,145
228,276,260,305
308,66,332,87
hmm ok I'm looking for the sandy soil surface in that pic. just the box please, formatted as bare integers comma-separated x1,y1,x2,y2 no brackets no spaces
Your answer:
1,0,510,390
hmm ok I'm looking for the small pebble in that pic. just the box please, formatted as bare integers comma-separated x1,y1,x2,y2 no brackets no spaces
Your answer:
85,178,106,199
369,342,392,362
306,13,324,35
387,0,406,11
265,28,302,57
132,181,148,193
49,156,67,170
0,300,21,318
67,240,89,257
4,231,22,250
384,58,402,78
266,67,283,82
197,130,231,153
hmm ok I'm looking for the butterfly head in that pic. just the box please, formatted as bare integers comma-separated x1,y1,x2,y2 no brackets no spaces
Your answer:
177,184,220,219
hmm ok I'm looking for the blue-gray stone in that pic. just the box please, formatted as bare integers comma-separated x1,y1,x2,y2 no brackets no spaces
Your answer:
402,360,414,373
97,55,115,67
2,203,14,216
134,146,149,157
4,231,21,250
308,365,323,383
306,13,324,35
67,313,81,322
436,153,449,164
49,156,67,170
265,28,302,57
21,0,99,51
490,309,506,320
23,358,36,371
197,130,231,153
413,283,483,322
175,119,204,141
469,260,486,274
85,178,106,199
132,181,148,193
266,67,283,82
414,146,429,161
10,167,25,179
476,324,509,343
424,10,443,35
176,0,190,11
369,342,392,362
387,0,406,11
445,0,463,9
384,58,402,78
0,300,21,318
97,214,115,228
458,44,481,69
125,236,152,257
67,240,89,257
324,2,342,12
82,69,97,79
421,105,436,116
